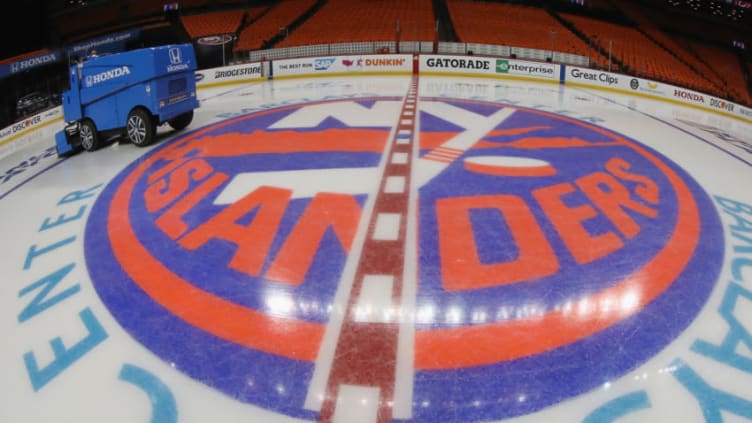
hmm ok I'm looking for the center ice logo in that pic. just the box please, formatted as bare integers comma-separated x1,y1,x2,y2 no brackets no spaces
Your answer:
85,98,722,422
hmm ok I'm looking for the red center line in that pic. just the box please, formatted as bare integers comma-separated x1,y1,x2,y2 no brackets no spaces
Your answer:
318,75,419,423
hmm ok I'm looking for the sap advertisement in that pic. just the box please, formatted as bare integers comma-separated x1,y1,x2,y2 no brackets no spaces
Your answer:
273,55,413,77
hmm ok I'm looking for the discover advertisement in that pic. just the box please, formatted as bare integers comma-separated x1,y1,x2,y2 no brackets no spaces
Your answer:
564,66,752,123
0,108,62,160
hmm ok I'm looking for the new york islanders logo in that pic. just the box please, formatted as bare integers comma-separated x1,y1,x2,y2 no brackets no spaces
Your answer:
85,98,723,422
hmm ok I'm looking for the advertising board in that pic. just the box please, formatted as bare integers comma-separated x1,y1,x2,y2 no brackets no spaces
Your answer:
195,62,264,87
273,55,412,78
420,55,559,82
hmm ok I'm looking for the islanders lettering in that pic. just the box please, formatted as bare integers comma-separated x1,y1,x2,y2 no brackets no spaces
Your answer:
436,156,659,290
83,98,724,422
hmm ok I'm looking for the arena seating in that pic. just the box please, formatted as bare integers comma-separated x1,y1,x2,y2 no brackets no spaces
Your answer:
233,0,316,52
609,1,726,96
560,13,717,95
181,8,247,39
447,1,600,61
684,40,752,105
5,0,751,110
641,27,725,91
283,0,435,46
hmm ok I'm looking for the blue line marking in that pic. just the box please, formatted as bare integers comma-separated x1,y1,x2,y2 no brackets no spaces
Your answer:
119,363,178,423
582,390,651,422
200,83,258,102
0,157,69,202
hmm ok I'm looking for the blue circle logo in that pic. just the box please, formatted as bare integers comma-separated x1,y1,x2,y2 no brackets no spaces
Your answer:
86,98,723,421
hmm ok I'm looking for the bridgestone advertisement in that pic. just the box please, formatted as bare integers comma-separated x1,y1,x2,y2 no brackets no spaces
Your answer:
195,62,264,87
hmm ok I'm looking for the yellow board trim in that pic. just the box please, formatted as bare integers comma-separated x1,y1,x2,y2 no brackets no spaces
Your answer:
272,71,413,80
421,70,560,85
0,116,63,149
565,81,752,124
196,77,267,89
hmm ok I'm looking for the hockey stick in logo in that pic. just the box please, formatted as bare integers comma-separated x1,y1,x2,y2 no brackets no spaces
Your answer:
213,167,381,203
415,103,517,186
212,103,516,202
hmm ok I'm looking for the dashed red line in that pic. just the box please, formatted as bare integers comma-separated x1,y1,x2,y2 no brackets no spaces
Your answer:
318,75,419,423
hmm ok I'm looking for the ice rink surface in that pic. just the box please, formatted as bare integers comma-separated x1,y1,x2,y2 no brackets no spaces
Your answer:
1,74,751,423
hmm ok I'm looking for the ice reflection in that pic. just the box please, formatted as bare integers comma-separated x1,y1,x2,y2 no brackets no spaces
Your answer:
264,289,295,316
412,288,642,325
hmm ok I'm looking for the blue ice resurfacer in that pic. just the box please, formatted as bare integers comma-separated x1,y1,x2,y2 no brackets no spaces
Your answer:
55,43,200,156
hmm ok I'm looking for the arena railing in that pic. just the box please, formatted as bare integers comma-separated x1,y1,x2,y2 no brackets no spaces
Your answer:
236,41,590,68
